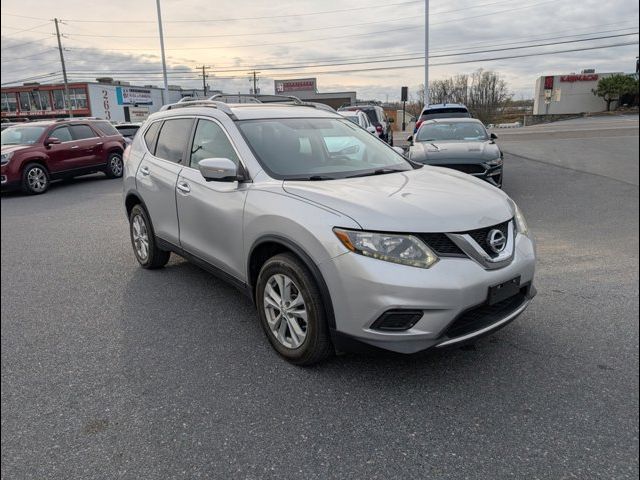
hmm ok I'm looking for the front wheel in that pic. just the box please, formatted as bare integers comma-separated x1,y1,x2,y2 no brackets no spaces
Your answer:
256,253,333,365
104,152,124,178
21,163,49,195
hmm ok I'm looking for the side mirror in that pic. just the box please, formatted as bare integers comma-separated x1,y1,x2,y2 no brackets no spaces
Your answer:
198,158,239,182
45,137,61,147
406,135,413,143
490,133,498,140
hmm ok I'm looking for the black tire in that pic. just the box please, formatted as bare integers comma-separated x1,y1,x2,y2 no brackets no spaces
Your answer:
21,163,50,195
104,151,124,178
128,204,171,269
255,253,333,365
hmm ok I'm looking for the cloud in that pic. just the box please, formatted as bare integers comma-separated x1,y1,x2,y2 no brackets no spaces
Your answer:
1,0,638,101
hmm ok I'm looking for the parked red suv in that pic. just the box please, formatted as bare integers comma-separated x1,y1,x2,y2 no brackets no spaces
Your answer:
1,119,126,194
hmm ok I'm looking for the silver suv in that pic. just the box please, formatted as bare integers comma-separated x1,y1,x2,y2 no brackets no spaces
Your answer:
123,100,536,365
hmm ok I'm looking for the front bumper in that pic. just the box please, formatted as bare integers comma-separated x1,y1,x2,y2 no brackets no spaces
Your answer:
319,233,536,354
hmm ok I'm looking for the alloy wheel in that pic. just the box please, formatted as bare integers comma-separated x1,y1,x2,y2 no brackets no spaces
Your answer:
263,273,308,349
131,214,149,261
27,167,47,192
110,155,123,177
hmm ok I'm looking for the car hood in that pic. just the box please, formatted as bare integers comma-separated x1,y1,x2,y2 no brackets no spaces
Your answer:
410,140,500,164
1,144,32,154
282,167,514,232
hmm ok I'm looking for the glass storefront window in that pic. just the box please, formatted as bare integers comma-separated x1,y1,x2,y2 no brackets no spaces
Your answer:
19,92,31,111
1,92,18,112
52,89,65,110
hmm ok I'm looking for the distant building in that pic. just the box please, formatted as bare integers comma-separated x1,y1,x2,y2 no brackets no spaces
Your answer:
273,78,356,109
533,70,623,115
1,79,203,122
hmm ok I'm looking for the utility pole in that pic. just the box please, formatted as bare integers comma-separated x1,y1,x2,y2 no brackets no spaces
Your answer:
155,0,169,104
249,71,260,95
199,65,211,97
424,0,429,107
54,18,72,118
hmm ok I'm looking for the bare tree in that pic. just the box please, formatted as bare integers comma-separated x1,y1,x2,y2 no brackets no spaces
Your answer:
467,69,512,123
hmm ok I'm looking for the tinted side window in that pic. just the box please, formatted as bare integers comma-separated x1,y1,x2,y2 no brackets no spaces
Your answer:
70,124,97,140
189,120,239,169
143,121,161,154
117,127,139,138
94,121,119,136
363,109,378,125
154,118,193,163
50,126,72,142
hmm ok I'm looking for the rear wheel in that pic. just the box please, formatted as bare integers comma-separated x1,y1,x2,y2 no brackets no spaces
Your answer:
104,152,124,178
21,163,49,195
256,253,333,365
129,204,170,269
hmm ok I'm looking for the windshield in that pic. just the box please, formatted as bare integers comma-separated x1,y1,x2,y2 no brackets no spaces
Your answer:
1,126,46,146
416,121,488,142
238,117,412,180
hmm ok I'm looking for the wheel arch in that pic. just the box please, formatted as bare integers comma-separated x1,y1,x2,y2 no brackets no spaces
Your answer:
247,235,336,329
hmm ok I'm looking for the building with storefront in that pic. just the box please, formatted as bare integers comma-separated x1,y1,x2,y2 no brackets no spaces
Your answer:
532,70,624,115
1,79,202,122
273,78,356,109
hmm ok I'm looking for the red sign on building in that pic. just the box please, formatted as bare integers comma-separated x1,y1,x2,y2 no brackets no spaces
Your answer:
560,74,599,83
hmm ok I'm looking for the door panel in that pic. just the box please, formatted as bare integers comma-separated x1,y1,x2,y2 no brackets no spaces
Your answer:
45,126,83,173
176,167,248,280
69,124,103,168
135,156,182,245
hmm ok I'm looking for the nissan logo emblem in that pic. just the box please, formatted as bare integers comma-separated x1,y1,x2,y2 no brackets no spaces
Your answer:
487,229,507,254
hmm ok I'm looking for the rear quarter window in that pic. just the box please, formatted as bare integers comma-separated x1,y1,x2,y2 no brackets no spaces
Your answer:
143,121,162,154
93,121,120,136
70,124,98,140
154,118,194,163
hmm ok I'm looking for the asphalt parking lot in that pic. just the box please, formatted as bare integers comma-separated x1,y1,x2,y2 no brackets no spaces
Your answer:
2,115,638,479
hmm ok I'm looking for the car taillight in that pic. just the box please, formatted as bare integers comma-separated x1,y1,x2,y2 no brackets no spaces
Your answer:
375,125,383,133
123,145,131,163
415,120,424,130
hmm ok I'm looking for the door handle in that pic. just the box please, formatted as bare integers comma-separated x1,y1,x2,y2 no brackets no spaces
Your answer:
139,166,150,176
176,182,191,194
70,145,79,149
95,142,103,146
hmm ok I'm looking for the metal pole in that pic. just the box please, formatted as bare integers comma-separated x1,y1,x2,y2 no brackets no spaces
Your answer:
54,18,72,118
202,65,207,97
424,0,429,107
402,101,406,131
155,0,169,104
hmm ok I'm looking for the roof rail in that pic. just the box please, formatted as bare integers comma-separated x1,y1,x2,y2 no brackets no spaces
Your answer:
208,94,262,104
54,116,101,122
159,100,237,119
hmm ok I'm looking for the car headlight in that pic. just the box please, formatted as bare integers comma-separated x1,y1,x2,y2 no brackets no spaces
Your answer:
485,156,503,166
514,204,529,236
333,228,438,268
1,151,14,166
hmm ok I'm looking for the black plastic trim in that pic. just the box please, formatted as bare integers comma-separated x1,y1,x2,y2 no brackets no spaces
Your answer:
370,309,423,331
248,235,337,330
156,237,251,298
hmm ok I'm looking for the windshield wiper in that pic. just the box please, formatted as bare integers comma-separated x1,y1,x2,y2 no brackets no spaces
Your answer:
345,168,405,178
289,175,337,181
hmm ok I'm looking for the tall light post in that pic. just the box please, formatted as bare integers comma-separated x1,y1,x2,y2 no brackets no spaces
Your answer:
424,0,429,107
155,0,169,104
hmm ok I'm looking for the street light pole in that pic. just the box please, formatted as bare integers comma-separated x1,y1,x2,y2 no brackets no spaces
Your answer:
424,0,429,107
155,0,169,104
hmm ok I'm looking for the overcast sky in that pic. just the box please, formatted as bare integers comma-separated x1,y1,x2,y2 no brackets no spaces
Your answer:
1,0,638,101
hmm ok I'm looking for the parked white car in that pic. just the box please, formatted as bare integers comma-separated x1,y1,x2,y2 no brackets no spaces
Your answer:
338,110,377,135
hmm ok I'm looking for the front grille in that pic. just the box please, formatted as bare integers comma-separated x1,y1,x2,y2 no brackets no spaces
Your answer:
444,286,529,338
418,233,465,256
433,163,486,175
465,221,509,258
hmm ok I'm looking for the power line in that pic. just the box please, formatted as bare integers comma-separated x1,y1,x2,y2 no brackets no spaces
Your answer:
49,0,424,24
0,35,53,50
58,0,515,38
0,22,51,36
58,32,639,77
0,48,57,63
